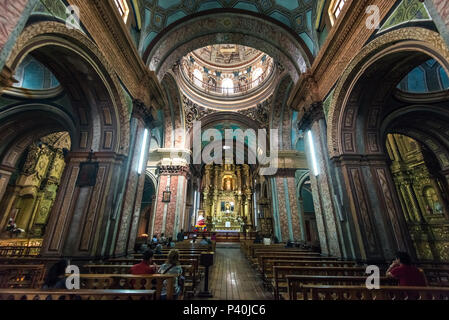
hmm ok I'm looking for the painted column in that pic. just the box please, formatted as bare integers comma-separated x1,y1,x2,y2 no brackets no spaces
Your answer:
123,100,154,255
272,169,303,242
299,103,343,257
151,165,189,239
336,155,416,262
40,151,126,259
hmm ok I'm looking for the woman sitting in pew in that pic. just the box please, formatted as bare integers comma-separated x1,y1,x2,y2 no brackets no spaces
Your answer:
386,252,428,287
158,249,184,300
130,250,157,275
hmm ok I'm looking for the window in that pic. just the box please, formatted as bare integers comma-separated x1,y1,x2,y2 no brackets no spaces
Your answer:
193,69,203,88
222,78,234,95
114,0,130,24
329,0,346,25
252,68,263,87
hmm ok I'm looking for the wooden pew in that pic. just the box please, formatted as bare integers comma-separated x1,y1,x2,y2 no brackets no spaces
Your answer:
77,274,177,300
250,246,311,259
252,251,321,268
261,259,356,285
272,266,367,300
0,265,45,289
300,285,449,300
421,268,449,287
103,258,200,290
0,288,155,300
257,254,335,274
286,275,397,300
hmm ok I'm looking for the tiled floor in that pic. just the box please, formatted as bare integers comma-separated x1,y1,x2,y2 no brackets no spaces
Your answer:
196,246,273,300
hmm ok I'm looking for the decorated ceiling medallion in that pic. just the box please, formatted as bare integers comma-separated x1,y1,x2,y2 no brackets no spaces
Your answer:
180,44,275,102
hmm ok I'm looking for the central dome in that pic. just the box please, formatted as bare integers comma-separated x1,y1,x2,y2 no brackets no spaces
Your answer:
179,44,276,109
191,45,263,68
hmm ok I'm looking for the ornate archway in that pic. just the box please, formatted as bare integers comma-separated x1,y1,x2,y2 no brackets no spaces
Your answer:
143,10,313,83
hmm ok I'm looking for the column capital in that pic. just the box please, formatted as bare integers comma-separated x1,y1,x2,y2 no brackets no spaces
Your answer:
297,102,324,131
158,165,190,177
132,99,154,127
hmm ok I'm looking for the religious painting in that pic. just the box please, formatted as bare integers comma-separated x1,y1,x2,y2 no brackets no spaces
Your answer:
76,162,99,187
162,190,171,203
221,201,234,212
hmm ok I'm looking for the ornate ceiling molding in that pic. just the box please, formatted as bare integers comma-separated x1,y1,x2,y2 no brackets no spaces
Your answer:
288,0,397,111
145,12,312,83
67,0,165,109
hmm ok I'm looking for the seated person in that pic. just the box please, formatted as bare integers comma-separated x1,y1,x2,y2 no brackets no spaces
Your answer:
130,249,157,275
151,234,158,244
154,243,163,254
386,251,427,287
253,234,262,244
158,249,183,300
199,235,211,245
160,233,167,245
43,259,68,289
167,237,176,248
177,229,185,242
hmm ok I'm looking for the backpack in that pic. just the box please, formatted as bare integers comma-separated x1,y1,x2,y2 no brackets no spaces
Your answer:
162,264,185,290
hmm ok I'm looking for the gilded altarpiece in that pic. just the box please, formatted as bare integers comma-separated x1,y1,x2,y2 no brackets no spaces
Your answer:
0,133,69,239
387,134,449,261
201,164,253,232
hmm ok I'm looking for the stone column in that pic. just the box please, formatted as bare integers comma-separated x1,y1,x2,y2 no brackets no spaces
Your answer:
272,168,303,242
336,155,415,262
299,103,344,257
150,165,189,239
40,151,126,259
121,100,154,255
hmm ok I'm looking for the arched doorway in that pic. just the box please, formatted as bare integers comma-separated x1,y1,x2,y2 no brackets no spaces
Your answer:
0,22,130,258
328,27,449,262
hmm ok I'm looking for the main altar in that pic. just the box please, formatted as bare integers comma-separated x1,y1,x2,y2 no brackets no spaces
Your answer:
201,164,254,232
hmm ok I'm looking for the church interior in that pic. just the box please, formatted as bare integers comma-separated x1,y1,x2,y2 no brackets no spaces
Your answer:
1,0,449,302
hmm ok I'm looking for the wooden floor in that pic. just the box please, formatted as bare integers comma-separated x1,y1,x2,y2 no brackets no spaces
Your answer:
195,244,273,300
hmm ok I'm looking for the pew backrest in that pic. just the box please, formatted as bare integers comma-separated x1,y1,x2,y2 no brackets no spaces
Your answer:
0,289,155,300
300,285,449,300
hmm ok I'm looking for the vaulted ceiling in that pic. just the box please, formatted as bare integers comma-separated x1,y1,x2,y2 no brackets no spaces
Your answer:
138,0,317,56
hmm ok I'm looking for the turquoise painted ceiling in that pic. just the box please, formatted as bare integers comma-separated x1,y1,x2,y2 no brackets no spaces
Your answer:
139,0,317,55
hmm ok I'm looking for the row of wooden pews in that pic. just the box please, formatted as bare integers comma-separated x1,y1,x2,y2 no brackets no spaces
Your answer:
0,243,214,300
243,241,449,300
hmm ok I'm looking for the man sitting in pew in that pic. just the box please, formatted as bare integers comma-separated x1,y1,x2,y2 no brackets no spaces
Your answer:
130,250,157,275
387,252,428,287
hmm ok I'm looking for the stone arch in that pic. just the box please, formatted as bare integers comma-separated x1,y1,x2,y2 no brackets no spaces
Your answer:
4,21,130,155
161,72,184,148
0,103,76,168
186,111,265,150
143,10,313,83
270,74,294,150
327,28,449,158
